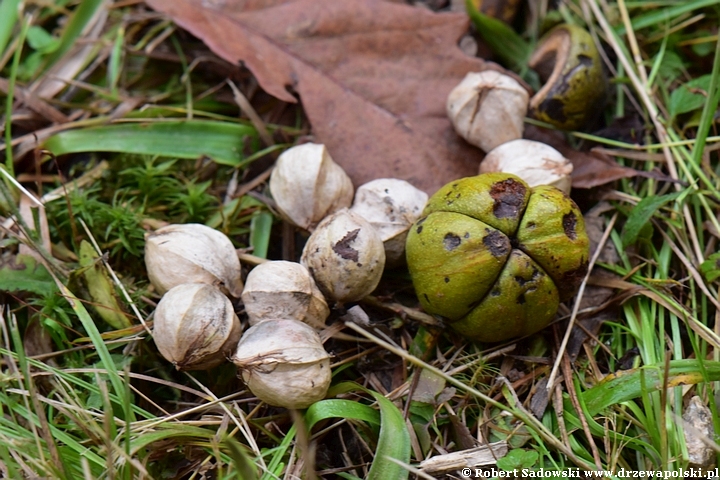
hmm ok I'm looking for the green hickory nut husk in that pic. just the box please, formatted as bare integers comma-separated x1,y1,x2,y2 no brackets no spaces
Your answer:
528,23,607,131
405,173,589,342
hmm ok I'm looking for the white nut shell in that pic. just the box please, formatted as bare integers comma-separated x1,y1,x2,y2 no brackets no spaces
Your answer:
145,223,244,297
301,209,386,304
269,143,354,231
153,283,242,370
480,139,573,194
242,261,330,328
447,71,529,152
232,319,331,409
350,178,428,265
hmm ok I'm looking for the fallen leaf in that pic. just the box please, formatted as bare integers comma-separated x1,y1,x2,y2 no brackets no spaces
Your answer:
146,0,510,193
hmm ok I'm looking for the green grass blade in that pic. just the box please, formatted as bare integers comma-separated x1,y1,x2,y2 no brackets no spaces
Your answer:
249,211,273,259
305,399,381,429
618,0,720,35
691,34,720,166
621,191,683,247
223,436,260,480
464,0,531,72
581,359,720,416
0,0,21,58
366,391,411,480
41,0,105,72
43,121,258,166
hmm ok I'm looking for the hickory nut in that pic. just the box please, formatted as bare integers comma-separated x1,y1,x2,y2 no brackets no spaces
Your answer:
405,173,589,342
350,178,428,265
145,223,243,297
301,209,386,304
269,143,354,231
153,283,242,370
242,260,330,329
480,139,573,194
447,70,529,153
232,319,331,409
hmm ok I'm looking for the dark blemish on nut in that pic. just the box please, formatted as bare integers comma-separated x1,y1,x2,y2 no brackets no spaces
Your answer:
423,293,430,303
562,212,578,240
443,233,462,251
539,97,567,123
489,179,527,219
526,221,536,229
483,229,510,257
517,293,526,304
490,289,501,297
416,225,423,234
514,275,528,287
332,228,361,262
464,232,470,238
444,277,450,283
577,54,593,66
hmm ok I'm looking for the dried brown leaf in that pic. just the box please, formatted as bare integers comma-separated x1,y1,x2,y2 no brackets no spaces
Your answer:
146,0,508,193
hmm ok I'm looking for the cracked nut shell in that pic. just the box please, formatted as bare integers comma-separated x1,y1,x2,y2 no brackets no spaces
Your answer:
232,319,331,409
405,173,589,342
301,208,385,304
153,283,242,370
242,260,330,328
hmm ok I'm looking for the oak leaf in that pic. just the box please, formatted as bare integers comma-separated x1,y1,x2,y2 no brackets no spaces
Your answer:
146,0,507,193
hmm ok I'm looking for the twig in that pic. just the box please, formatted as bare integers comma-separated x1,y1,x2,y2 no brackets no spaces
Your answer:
547,212,617,391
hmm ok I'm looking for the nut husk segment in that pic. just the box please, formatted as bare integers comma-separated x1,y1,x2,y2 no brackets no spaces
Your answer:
242,261,330,328
232,320,331,409
529,24,606,131
153,283,242,370
145,223,243,297
269,143,354,231
406,173,589,342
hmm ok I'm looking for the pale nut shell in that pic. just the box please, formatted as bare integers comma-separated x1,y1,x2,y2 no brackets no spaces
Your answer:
153,283,242,370
242,261,330,328
269,143,354,231
480,139,573,194
447,71,529,153
145,223,243,297
350,178,428,265
301,209,386,304
232,319,331,409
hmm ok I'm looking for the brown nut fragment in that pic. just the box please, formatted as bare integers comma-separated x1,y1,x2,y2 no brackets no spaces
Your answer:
145,223,243,297
529,24,607,130
447,70,529,152
301,208,385,304
350,178,428,265
480,139,573,194
232,319,331,409
153,283,242,370
242,261,329,329
269,143,354,231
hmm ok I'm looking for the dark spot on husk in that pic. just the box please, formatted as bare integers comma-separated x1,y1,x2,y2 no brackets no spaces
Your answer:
490,289,501,297
539,97,567,123
332,228,361,262
526,221,536,229
577,54,593,66
443,233,462,251
483,229,510,257
489,179,527,219
444,277,450,283
416,225,423,234
562,212,578,240
517,293,526,304
423,293,430,303
464,232,470,238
